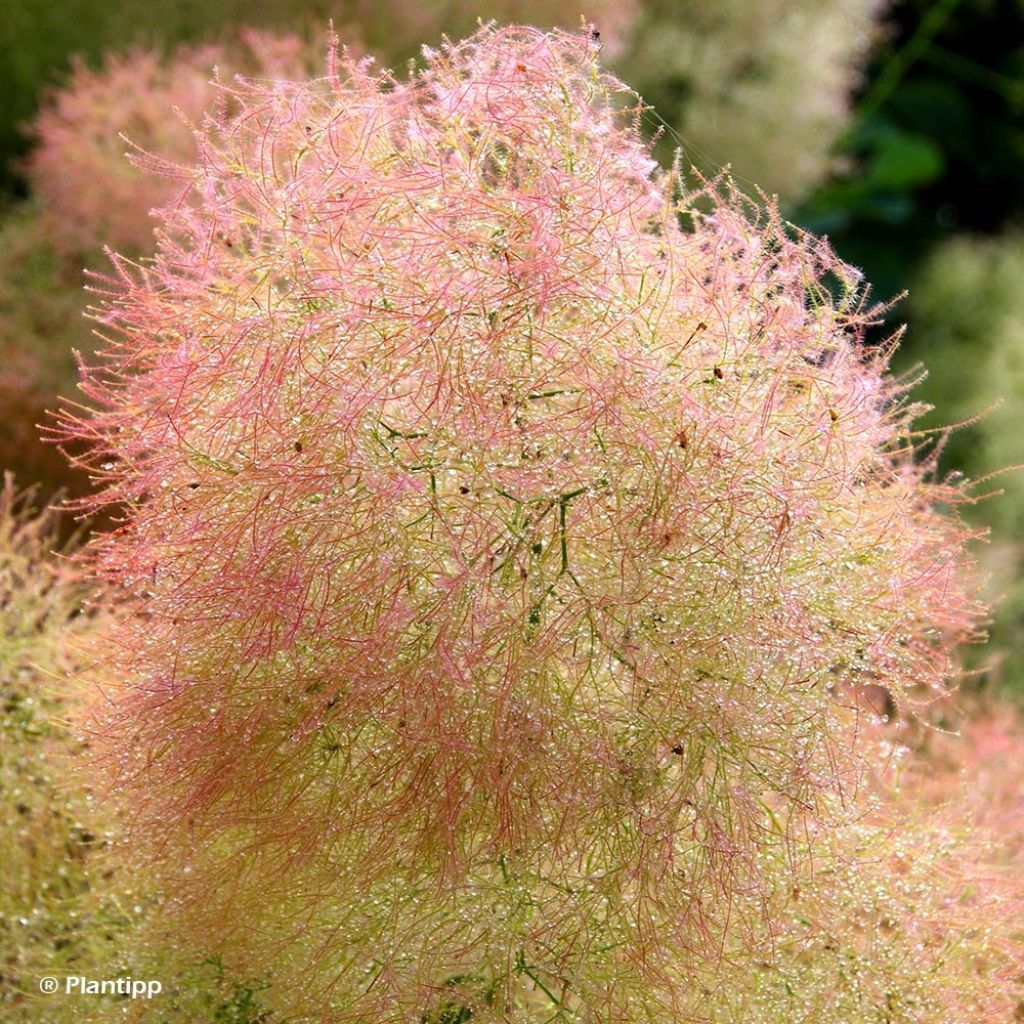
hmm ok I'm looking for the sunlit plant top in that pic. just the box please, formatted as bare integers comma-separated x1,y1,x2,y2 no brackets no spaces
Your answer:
55,24,986,1022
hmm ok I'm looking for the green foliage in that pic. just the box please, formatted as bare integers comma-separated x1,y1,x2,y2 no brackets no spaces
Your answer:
797,0,1024,302
0,204,98,502
907,231,1024,693
908,231,1024,503
0,204,89,397
617,0,886,203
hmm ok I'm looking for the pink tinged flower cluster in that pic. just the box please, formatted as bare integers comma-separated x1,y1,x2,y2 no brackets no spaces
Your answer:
26,28,328,259
58,25,984,1022
667,704,1024,1023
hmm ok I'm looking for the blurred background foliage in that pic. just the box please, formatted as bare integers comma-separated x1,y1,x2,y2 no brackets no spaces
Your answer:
0,0,1022,692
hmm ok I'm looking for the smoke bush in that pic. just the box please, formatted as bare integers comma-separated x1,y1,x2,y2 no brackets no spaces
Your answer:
7,30,329,499
57,25,982,1021
24,0,886,260
0,477,287,1021
701,706,1024,1022
346,0,636,61
26,29,327,259
338,0,886,202
0,479,123,1019
906,701,1024,845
